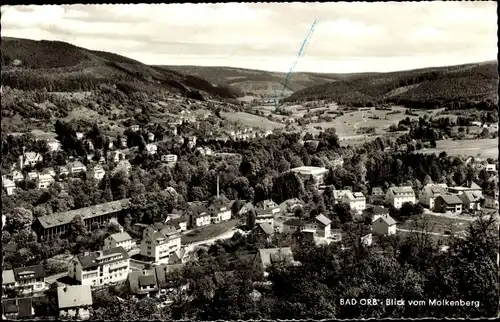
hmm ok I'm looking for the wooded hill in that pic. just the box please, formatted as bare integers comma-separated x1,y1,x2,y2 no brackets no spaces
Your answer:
284,61,499,110
1,37,242,99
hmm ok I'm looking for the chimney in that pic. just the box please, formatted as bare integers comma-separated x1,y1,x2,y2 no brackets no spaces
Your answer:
217,175,220,199
19,155,24,169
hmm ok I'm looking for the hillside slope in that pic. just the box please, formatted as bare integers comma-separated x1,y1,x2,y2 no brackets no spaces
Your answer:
0,37,241,99
162,65,375,97
284,61,499,110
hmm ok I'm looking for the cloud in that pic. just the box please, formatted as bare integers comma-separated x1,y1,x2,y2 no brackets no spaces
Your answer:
0,2,497,73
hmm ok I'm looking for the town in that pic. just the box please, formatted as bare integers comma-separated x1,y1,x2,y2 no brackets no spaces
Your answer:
1,2,498,321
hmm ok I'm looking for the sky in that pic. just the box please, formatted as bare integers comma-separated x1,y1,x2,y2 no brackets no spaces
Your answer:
1,2,497,73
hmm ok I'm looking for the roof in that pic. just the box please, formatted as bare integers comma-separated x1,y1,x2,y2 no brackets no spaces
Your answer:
461,191,482,203
155,264,184,287
57,285,93,309
69,160,85,168
333,190,351,199
128,270,157,294
390,186,415,195
24,152,41,161
257,247,294,269
2,178,15,187
108,232,132,243
372,187,384,193
13,265,45,281
2,299,18,314
371,206,389,215
353,192,365,199
283,218,303,226
77,246,129,270
37,198,130,229
315,214,332,226
138,275,157,287
17,298,33,318
375,214,396,226
439,194,463,205
255,222,274,236
290,166,329,176
2,270,15,285
424,184,448,196
468,181,481,190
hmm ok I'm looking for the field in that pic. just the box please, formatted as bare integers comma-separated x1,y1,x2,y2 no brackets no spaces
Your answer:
420,139,498,159
398,213,473,234
181,219,239,245
221,111,285,130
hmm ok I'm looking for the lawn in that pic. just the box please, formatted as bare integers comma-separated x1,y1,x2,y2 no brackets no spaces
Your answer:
181,219,239,245
397,213,473,235
221,111,285,130
420,139,498,159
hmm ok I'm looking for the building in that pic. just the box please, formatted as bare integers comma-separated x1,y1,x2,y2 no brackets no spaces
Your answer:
37,173,55,189
130,125,140,132
145,144,157,155
33,199,131,240
371,187,384,197
107,151,125,163
372,214,397,236
251,222,274,242
303,214,332,238
11,170,24,182
161,154,178,167
332,189,351,204
140,225,182,264
44,167,56,177
47,139,61,152
385,186,416,209
448,181,483,196
196,147,213,156
2,265,45,296
2,177,16,195
483,196,499,209
486,164,497,172
104,232,135,251
89,165,106,181
330,229,342,242
57,285,92,320
168,248,189,265
26,171,39,181
68,161,87,174
128,269,158,296
114,160,132,175
290,166,329,186
363,206,390,223
238,202,254,216
254,209,274,227
186,205,211,228
58,166,70,177
459,191,483,212
361,233,373,246
253,248,297,273
260,199,281,215
165,216,188,232
19,152,43,169
434,195,463,214
2,298,34,319
208,201,232,224
282,218,304,234
419,183,448,209
68,247,130,287
341,192,366,214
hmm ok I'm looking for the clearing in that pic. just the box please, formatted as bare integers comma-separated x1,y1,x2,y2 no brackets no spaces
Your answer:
397,213,474,235
420,139,498,159
221,111,285,130
181,219,239,245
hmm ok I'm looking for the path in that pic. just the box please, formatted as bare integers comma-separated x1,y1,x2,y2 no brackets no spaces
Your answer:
184,228,245,254
353,111,367,130
422,209,476,222
397,228,465,237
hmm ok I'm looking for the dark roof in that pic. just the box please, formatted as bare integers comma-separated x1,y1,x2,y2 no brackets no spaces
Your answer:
17,298,33,318
439,194,463,205
138,275,157,287
283,218,303,226
255,223,274,236
372,187,384,194
371,206,389,215
155,264,184,287
13,265,45,281
77,246,129,270
2,299,18,314
37,198,130,229
375,214,397,226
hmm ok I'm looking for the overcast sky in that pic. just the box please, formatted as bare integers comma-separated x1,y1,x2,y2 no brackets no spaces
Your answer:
1,2,497,73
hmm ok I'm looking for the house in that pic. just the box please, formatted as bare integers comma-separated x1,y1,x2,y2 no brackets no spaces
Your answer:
385,186,416,209
434,195,463,214
58,166,70,177
26,171,39,181
363,206,390,223
251,222,274,242
254,209,274,227
166,216,187,232
47,139,61,152
113,160,132,175
372,214,397,236
2,265,45,296
57,285,92,320
459,191,483,212
68,247,130,287
168,248,189,265
419,183,448,209
44,167,56,177
104,232,135,251
471,121,482,127
108,150,125,163
332,189,351,204
303,214,332,238
341,191,366,214
130,125,140,132
260,199,281,214
330,229,342,242
238,202,254,216
253,247,297,273
187,205,211,228
129,269,158,296
196,147,213,156
148,133,155,142
361,233,373,246
290,166,329,186
145,144,157,155
68,161,87,174
11,170,24,182
2,178,16,195
282,218,304,234
2,298,34,319
486,164,497,172
371,187,384,197
483,196,499,209
161,154,178,167
19,152,43,169
208,200,232,223
37,173,55,189
140,224,182,264
448,181,483,196
33,198,131,240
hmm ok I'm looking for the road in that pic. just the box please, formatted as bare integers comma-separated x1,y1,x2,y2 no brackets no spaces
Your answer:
397,228,465,237
183,228,245,254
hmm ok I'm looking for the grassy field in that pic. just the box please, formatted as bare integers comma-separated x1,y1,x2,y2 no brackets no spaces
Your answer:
420,139,498,159
397,213,473,234
221,111,285,130
181,219,239,245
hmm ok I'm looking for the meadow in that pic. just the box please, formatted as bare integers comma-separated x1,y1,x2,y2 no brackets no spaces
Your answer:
420,139,498,159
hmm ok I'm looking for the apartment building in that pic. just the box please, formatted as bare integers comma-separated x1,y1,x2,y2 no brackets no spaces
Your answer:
341,191,366,214
68,247,130,287
385,186,416,209
2,265,45,296
104,232,135,251
140,225,182,264
37,174,55,189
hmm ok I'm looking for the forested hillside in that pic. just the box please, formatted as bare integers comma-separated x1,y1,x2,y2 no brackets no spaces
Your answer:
1,37,242,99
285,61,498,110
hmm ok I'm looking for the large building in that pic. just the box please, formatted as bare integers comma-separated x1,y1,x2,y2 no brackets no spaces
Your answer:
290,166,329,186
385,186,416,209
140,224,182,264
341,191,366,214
33,199,130,240
68,247,130,287
2,265,46,296
104,232,135,251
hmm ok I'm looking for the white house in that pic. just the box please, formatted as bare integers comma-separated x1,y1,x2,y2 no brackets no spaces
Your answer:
90,165,106,181
130,125,140,132
332,189,351,204
161,154,178,167
419,183,448,209
104,232,135,251
2,177,16,195
372,214,397,236
19,152,43,169
303,214,332,238
187,206,211,228
290,166,329,186
385,186,416,209
208,201,232,224
486,164,497,172
341,191,366,214
37,174,55,189
145,144,157,155
11,170,24,182
140,225,182,264
57,285,92,320
26,171,39,181
2,265,46,296
47,139,61,152
68,161,87,174
68,247,130,287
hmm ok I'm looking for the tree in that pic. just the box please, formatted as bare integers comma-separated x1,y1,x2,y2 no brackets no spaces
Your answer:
6,207,33,234
247,210,256,230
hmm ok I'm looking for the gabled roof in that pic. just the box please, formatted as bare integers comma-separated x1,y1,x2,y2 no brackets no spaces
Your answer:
57,285,92,309
460,191,482,203
439,194,463,205
17,298,33,318
77,246,129,270
314,214,331,226
2,270,15,285
372,187,384,194
257,247,294,269
108,232,132,243
13,264,44,281
390,186,415,195
283,218,303,226
375,214,396,226
138,275,157,287
255,222,274,236
468,181,481,190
